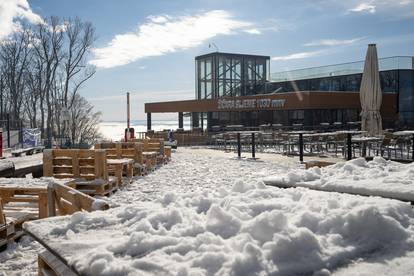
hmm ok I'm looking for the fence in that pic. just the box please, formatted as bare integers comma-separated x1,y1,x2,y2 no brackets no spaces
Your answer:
209,131,414,163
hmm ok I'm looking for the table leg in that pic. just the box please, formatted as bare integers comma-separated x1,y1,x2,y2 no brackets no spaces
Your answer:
128,163,133,183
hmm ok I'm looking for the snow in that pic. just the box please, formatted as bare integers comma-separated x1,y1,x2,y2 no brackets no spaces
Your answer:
25,180,414,276
2,148,414,275
264,156,414,202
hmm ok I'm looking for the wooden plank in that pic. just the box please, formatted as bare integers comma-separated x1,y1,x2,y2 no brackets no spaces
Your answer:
94,150,106,180
43,150,53,177
0,198,5,224
71,149,80,178
38,192,48,219
38,250,78,276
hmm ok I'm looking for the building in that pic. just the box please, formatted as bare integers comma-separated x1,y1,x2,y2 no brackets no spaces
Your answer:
145,52,414,130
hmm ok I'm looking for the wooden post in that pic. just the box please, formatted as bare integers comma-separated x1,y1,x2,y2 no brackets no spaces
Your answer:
47,184,56,217
38,191,48,218
116,143,122,158
71,149,79,177
0,198,5,224
94,149,106,180
43,149,54,177
159,140,165,156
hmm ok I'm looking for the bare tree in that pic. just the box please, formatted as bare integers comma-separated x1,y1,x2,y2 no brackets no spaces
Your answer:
0,16,101,148
68,94,101,146
0,26,32,127
32,17,64,143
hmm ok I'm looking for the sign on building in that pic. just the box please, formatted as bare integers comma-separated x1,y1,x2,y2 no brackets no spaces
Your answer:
218,98,286,110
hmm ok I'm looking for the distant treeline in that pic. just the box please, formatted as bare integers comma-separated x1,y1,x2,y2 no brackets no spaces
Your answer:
0,16,100,147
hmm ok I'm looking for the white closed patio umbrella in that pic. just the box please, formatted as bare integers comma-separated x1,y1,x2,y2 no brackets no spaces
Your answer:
360,44,383,136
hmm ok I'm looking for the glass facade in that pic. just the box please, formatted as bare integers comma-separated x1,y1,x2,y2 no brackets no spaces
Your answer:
208,109,360,128
271,56,414,82
194,54,414,129
196,53,270,100
265,70,399,93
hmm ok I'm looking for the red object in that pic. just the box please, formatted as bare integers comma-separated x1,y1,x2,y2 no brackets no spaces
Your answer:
125,128,135,141
0,129,3,158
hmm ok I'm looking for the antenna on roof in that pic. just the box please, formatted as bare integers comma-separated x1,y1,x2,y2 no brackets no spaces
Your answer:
208,42,219,52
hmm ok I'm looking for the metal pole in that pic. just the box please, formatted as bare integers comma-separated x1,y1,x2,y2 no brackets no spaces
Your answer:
412,134,414,162
237,132,241,158
126,92,130,142
251,133,255,159
347,133,352,160
6,113,10,148
299,133,304,163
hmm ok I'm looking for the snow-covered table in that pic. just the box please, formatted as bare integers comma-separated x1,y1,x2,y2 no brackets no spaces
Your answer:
264,156,414,203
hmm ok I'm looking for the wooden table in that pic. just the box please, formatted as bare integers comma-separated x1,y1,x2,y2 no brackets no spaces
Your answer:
0,179,50,248
107,158,134,187
142,151,158,169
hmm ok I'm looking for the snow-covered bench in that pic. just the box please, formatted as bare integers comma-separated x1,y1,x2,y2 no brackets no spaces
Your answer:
0,178,109,251
43,149,118,196
95,142,146,176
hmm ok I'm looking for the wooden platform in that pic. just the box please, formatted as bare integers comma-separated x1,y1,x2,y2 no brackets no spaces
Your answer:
0,179,109,251
43,149,118,197
38,250,78,276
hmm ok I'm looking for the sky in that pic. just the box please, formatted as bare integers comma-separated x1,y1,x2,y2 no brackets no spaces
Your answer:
1,0,414,121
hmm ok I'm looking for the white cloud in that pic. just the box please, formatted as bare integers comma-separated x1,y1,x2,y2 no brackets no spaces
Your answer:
271,50,322,61
243,28,261,35
304,37,363,47
90,10,253,69
347,0,414,15
0,0,43,40
349,2,376,13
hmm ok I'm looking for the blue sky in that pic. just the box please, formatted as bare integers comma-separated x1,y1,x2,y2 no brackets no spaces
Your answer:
2,0,414,121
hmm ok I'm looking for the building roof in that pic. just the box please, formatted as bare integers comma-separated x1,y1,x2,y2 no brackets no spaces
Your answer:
271,56,414,82
195,52,270,60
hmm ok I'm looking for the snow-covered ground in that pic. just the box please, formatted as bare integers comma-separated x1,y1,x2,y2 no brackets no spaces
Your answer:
1,148,414,276
264,156,414,202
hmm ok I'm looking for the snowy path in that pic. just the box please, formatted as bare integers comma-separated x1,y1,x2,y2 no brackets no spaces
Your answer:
0,148,296,275
1,148,414,276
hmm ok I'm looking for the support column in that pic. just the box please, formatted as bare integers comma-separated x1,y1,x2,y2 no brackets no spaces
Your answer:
192,112,199,129
201,113,204,131
178,112,183,129
147,113,152,131
207,112,212,132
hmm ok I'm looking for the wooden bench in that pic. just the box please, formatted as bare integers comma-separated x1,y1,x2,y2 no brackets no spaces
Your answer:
96,142,146,176
43,149,118,196
0,179,109,251
47,181,109,216
132,138,167,165
11,146,44,157
304,160,335,169
24,182,109,275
